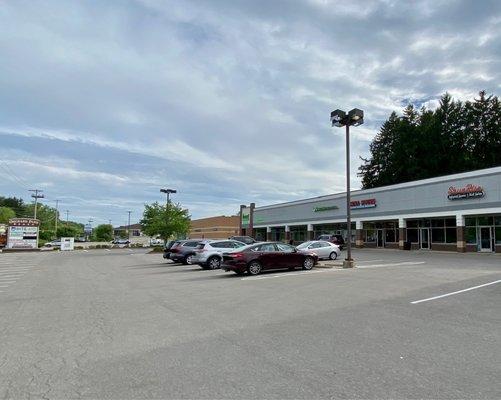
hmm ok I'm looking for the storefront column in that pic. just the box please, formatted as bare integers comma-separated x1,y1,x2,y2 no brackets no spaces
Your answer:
355,221,363,248
456,215,466,253
398,218,407,250
285,225,290,243
307,224,314,240
266,226,272,242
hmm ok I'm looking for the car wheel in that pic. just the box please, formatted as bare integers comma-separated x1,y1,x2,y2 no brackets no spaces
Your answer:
247,261,262,275
185,255,193,265
303,256,314,270
208,256,221,270
329,251,338,260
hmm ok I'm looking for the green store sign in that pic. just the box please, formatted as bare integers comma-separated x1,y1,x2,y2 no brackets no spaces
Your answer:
313,205,339,212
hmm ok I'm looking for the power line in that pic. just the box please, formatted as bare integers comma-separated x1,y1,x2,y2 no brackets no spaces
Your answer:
29,189,44,219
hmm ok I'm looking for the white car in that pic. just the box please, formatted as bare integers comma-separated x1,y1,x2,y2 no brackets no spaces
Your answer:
193,239,247,269
44,240,61,248
296,240,341,260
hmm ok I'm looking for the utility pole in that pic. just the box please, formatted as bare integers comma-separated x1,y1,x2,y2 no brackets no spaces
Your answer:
55,200,60,237
29,189,44,219
65,210,70,224
127,211,132,240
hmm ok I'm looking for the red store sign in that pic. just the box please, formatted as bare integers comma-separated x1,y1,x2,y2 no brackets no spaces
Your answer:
350,198,377,209
447,184,485,200
8,218,40,227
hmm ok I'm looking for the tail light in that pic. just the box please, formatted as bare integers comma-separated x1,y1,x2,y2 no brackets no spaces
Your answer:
231,252,244,259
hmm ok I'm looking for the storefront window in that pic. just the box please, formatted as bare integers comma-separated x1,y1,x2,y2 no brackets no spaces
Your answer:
385,229,396,243
465,217,476,226
432,228,445,243
445,228,457,243
407,228,418,243
406,220,419,228
495,216,501,226
365,229,376,242
477,216,493,226
465,227,477,244
496,227,501,245
431,219,445,227
445,218,456,227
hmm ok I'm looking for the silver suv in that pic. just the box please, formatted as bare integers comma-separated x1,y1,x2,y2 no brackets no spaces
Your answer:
193,240,247,269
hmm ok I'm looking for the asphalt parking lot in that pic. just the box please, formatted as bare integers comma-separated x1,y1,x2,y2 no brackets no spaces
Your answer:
0,248,500,399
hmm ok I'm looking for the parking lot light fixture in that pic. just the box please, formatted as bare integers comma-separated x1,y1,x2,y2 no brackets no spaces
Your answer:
160,188,177,242
330,108,364,268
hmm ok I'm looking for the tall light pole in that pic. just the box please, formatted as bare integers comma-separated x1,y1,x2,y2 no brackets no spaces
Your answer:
29,189,44,219
160,188,177,241
65,210,70,224
330,108,364,268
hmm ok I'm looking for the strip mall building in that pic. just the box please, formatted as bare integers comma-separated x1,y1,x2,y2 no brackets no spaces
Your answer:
239,167,501,253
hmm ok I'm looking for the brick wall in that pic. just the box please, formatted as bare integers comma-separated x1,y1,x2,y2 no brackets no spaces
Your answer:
189,215,239,239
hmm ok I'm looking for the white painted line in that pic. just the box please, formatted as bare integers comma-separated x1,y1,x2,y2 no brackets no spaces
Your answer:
355,259,386,263
0,268,31,271
0,285,11,287
411,280,501,304
0,274,24,278
358,261,426,269
241,268,346,281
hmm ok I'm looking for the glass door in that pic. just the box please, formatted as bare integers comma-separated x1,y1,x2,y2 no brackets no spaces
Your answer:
376,229,384,247
420,228,430,249
478,227,492,252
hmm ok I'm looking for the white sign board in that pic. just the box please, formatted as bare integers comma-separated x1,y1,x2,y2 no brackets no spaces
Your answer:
7,225,39,249
60,237,74,251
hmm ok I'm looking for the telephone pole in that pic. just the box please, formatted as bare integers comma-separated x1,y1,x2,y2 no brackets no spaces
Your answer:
29,189,44,219
127,211,132,240
65,210,70,224
54,200,60,237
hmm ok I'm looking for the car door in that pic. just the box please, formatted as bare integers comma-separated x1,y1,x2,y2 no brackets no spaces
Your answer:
316,242,332,259
256,243,278,269
276,243,302,267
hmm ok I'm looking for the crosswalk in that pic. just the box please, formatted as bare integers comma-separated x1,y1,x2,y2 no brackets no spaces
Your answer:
0,253,41,293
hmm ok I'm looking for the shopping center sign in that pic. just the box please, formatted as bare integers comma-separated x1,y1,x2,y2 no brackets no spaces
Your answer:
447,184,485,200
350,198,377,209
7,218,40,249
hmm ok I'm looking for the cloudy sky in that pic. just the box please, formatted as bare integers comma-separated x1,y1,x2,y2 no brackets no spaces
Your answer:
0,0,500,225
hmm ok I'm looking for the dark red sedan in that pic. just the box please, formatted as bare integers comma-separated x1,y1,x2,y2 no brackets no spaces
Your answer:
222,242,318,275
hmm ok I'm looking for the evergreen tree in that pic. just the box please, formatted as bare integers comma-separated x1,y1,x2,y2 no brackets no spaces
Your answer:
359,91,501,188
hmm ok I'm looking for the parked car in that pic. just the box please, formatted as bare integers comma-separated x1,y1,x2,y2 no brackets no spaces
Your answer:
162,240,177,259
222,242,318,275
149,237,164,246
316,234,345,249
192,239,247,269
229,236,256,245
75,237,88,242
112,239,130,247
169,240,203,264
296,240,341,260
44,240,61,248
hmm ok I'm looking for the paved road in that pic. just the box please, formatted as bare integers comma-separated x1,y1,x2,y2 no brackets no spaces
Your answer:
0,249,500,399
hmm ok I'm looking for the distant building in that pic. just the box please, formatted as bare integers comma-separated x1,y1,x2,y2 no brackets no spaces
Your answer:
114,223,143,237
189,215,239,239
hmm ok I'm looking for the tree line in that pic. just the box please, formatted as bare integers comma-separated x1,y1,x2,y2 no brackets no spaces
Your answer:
358,91,501,189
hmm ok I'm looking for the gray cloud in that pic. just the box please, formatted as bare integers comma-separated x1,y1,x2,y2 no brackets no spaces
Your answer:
0,0,499,224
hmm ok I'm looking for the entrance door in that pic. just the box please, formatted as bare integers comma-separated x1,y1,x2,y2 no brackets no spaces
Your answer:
376,229,384,247
479,227,492,252
420,228,430,249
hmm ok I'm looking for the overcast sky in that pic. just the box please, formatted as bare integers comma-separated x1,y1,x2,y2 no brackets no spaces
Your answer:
0,0,500,225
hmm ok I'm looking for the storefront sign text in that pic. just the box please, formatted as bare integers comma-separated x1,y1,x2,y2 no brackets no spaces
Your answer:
447,184,485,200
313,205,339,212
350,198,377,209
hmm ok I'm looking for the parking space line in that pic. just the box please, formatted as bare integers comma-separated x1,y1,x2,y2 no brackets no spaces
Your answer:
411,279,501,304
241,268,346,281
357,261,426,269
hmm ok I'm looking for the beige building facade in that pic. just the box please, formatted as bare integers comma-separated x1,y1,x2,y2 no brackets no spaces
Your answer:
189,215,239,240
